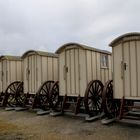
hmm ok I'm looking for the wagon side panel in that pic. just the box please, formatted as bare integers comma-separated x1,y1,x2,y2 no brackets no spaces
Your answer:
41,56,48,83
53,57,58,81
113,44,123,99
91,51,97,80
129,41,137,97
86,50,92,85
16,61,22,81
9,61,16,83
108,55,112,80
36,55,41,93
79,49,87,97
59,51,66,96
0,62,2,92
123,42,131,97
23,57,29,93
75,49,80,96
47,57,53,81
96,53,101,81
2,60,8,92
137,40,140,97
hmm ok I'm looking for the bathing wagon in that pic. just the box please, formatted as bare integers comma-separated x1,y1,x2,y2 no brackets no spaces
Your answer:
50,43,112,118
0,55,22,107
102,32,140,123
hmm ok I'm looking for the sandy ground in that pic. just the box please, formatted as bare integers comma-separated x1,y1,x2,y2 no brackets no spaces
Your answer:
0,108,140,140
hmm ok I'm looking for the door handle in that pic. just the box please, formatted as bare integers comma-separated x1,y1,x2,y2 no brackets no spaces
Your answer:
124,63,127,70
121,61,124,79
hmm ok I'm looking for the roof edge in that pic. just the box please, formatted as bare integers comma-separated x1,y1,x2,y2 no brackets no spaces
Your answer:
56,42,111,54
109,32,140,47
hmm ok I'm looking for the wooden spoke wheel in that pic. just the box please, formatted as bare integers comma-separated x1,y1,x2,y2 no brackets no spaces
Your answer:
3,81,21,107
84,80,104,116
102,80,119,118
15,82,25,106
36,81,55,110
49,81,60,110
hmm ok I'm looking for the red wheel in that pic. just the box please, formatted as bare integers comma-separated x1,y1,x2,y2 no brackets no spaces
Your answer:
84,80,104,116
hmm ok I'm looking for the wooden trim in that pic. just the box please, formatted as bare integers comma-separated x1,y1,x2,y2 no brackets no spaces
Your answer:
70,50,72,95
85,50,88,84
93,53,98,80
128,41,132,97
122,42,125,97
135,41,138,97
78,49,80,96
74,49,76,94
52,57,54,80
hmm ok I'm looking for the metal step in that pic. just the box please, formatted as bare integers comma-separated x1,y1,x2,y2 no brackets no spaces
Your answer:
128,111,140,116
36,110,50,115
101,117,116,125
5,107,15,111
124,115,140,120
85,114,100,122
64,112,88,118
15,107,28,111
50,111,63,117
118,119,140,125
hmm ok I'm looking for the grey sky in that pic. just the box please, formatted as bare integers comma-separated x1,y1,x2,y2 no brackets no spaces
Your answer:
0,0,140,55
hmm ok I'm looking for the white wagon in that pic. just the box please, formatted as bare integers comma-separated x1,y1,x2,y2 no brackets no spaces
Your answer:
102,32,140,123
50,43,112,117
18,50,59,110
0,55,22,107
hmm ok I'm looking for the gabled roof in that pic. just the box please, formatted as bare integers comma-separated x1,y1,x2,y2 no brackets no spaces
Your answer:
22,50,58,58
109,32,140,47
0,55,22,61
56,42,111,54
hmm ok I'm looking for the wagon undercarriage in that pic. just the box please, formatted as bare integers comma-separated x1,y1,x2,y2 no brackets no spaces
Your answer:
50,80,104,120
102,80,140,124
1,81,23,108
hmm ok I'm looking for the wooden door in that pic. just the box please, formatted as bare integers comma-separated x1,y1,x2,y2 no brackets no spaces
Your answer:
113,44,123,99
65,48,80,96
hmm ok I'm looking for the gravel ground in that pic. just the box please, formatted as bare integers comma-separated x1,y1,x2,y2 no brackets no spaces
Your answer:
0,108,140,140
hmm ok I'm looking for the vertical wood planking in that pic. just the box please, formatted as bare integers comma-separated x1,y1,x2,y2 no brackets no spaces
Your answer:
70,49,75,95
86,50,92,84
108,55,112,80
137,40,140,97
53,58,58,81
130,41,137,97
0,62,2,92
96,53,101,81
66,50,70,95
75,49,80,95
48,57,53,81
23,57,28,93
113,44,123,99
92,52,96,80
79,49,87,97
37,55,41,93
59,52,66,96
123,42,130,97
42,57,47,83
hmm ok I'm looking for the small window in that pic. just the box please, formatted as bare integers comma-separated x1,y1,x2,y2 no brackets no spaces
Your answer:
101,54,108,68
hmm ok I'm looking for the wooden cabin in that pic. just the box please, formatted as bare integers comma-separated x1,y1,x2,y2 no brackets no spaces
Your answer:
0,56,22,93
110,32,140,100
22,50,58,94
56,43,112,97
